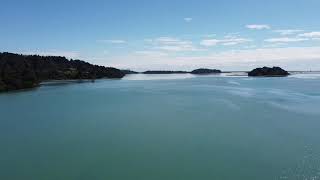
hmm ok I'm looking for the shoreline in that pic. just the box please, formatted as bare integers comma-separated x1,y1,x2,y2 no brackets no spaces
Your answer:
1,72,320,94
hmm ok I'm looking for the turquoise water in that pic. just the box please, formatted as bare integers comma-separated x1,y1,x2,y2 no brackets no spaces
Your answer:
1,74,320,180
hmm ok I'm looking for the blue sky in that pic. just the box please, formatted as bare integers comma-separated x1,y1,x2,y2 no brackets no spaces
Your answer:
1,0,320,70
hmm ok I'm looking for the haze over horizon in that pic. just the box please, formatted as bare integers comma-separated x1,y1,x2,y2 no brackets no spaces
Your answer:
1,0,320,71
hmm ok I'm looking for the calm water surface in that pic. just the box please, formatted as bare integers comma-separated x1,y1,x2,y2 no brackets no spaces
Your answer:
1,73,320,180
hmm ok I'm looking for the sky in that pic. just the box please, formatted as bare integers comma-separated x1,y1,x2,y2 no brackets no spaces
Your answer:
1,0,320,71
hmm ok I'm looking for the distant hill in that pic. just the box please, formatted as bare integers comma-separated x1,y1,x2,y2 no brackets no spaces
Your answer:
143,71,189,74
248,67,290,77
0,52,125,92
190,68,222,74
121,69,139,74
142,69,222,75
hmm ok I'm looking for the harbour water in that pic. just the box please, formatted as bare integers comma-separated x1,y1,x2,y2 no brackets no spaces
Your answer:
1,73,320,180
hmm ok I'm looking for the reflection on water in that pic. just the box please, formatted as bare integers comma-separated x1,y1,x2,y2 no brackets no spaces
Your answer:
122,72,245,81
290,72,320,79
122,73,197,80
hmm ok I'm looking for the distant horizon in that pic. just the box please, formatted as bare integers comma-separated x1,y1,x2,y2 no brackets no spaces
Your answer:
1,0,320,70
2,51,320,72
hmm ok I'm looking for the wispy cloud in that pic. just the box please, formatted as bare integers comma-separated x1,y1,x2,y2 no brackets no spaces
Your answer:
246,24,271,30
203,34,216,38
263,43,287,48
181,47,320,63
264,37,308,43
97,39,127,44
135,51,168,57
274,29,303,35
298,32,320,38
201,39,220,46
200,37,252,47
154,37,191,45
184,17,193,22
146,37,205,52
106,47,320,71
266,31,320,43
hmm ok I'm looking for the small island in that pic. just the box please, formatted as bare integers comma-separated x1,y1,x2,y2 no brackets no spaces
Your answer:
0,52,125,92
190,68,222,75
248,67,290,77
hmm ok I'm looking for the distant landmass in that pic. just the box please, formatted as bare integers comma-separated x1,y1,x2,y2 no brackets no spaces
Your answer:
121,69,139,75
142,68,222,75
0,52,293,93
190,68,222,74
248,67,290,77
143,70,189,74
0,52,125,92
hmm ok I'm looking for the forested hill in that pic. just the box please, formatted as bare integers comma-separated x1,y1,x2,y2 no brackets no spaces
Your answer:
0,52,125,92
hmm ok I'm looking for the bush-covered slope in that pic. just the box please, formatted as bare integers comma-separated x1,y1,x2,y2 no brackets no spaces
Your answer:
0,52,125,92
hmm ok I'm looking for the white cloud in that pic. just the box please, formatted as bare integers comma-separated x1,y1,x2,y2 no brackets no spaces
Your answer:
200,47,320,62
200,37,252,47
135,51,168,57
200,39,220,46
265,32,320,43
157,45,204,52
224,33,240,38
103,47,320,71
158,45,206,52
146,37,205,52
263,43,287,48
274,29,303,35
222,38,252,46
155,37,191,45
184,17,193,22
246,24,271,30
204,34,216,38
243,45,257,49
97,39,127,44
298,32,320,38
264,37,308,43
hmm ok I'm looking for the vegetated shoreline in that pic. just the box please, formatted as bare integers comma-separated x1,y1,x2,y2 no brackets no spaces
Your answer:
0,52,125,92
0,52,293,93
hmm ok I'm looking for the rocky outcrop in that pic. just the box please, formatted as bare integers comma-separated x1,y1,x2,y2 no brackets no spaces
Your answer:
248,67,290,77
0,52,125,92
191,68,222,75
